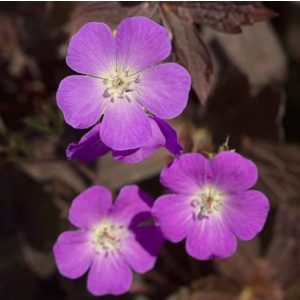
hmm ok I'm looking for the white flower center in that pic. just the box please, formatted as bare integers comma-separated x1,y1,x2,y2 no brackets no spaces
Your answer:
102,69,140,101
90,219,128,256
191,185,225,220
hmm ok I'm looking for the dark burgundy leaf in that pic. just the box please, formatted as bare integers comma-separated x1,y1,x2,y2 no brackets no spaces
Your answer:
175,2,278,34
162,7,213,105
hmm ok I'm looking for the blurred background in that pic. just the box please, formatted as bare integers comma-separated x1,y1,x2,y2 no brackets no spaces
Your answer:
0,2,299,300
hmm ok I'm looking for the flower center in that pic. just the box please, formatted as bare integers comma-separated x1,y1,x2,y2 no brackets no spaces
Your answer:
102,69,140,101
191,185,225,220
90,219,128,256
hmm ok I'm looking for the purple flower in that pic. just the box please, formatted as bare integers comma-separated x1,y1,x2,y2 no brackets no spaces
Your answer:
53,185,163,296
67,117,182,164
152,151,269,260
57,17,191,151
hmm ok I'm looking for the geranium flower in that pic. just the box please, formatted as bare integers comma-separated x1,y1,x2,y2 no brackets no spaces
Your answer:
57,16,191,151
66,117,182,164
152,151,269,260
53,185,163,296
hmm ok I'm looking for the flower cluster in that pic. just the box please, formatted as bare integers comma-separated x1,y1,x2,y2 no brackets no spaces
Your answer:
54,16,270,297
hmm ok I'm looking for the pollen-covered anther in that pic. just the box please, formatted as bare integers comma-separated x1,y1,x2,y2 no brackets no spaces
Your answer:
90,220,127,255
191,185,224,220
102,69,140,101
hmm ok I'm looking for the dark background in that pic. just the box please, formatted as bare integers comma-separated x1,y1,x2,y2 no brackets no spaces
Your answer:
0,2,299,300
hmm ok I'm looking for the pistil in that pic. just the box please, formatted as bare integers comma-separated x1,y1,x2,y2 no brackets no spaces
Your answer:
90,220,128,256
102,69,141,101
191,185,225,220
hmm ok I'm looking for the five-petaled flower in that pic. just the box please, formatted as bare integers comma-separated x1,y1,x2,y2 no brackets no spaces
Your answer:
53,185,163,296
57,16,191,151
66,117,182,164
152,151,269,260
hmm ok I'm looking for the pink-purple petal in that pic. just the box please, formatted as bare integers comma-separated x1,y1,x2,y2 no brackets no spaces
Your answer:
100,100,151,151
154,118,182,156
152,194,194,243
224,190,270,240
87,254,133,296
160,153,212,195
122,226,163,273
210,151,258,192
116,16,171,72
112,117,166,163
186,216,237,260
53,230,93,279
66,22,115,77
110,185,152,226
66,124,110,163
69,186,112,229
56,75,107,129
138,63,191,119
